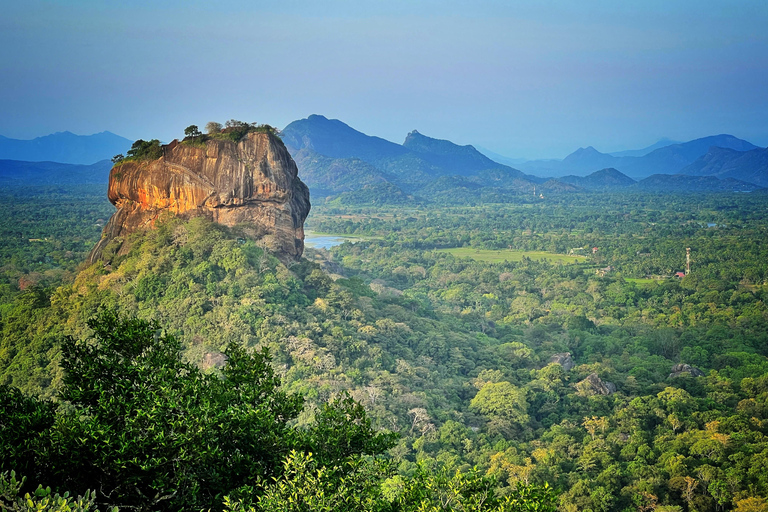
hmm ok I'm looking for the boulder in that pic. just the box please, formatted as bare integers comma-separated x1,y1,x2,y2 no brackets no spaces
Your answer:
669,363,705,379
576,373,616,396
549,352,575,372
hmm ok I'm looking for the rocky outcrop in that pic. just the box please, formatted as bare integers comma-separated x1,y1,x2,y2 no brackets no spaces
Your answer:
669,363,705,379
576,373,616,396
549,352,575,372
88,132,310,263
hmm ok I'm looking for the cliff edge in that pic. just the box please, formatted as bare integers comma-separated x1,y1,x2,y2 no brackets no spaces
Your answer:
88,131,310,263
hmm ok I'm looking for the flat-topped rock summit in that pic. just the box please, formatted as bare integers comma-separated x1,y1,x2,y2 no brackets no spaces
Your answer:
88,125,310,263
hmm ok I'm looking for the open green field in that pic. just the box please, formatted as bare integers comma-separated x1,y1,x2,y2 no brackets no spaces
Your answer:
624,277,660,285
436,247,587,263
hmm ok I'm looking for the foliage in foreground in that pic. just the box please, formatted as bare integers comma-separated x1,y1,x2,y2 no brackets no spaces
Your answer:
0,311,555,512
0,470,115,512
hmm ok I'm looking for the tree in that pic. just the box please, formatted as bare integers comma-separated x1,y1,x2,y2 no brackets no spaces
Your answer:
470,382,530,434
126,139,162,160
184,125,202,138
205,121,223,134
5,311,394,512
225,119,249,129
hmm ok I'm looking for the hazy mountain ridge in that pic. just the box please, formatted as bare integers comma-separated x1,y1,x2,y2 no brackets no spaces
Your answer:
517,134,760,179
557,168,636,190
4,121,763,197
608,137,681,157
680,146,768,188
0,131,132,165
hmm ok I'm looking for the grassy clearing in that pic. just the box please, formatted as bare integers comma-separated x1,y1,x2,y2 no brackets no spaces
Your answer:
624,278,659,285
436,247,587,264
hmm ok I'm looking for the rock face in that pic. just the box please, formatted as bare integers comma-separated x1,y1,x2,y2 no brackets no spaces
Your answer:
669,363,705,379
576,373,616,396
88,132,310,263
549,352,575,372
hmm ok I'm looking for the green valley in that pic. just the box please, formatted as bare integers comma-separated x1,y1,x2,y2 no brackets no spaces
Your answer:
2,183,768,511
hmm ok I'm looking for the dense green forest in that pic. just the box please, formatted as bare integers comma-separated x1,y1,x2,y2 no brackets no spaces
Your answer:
2,188,768,511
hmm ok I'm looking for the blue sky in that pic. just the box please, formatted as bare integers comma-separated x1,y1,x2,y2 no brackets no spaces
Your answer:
2,0,766,159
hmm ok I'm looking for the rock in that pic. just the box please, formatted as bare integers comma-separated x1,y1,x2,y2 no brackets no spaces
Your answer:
88,131,310,263
669,363,705,379
549,352,574,372
370,279,403,297
201,351,228,370
576,373,615,396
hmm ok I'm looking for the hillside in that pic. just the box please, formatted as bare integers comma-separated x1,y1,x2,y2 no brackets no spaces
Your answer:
3,188,768,511
402,130,526,177
681,146,768,187
557,168,636,190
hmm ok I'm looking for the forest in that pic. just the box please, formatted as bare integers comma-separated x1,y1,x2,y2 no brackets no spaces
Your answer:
2,186,768,511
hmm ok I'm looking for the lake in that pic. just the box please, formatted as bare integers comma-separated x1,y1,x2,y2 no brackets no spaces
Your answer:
304,232,364,249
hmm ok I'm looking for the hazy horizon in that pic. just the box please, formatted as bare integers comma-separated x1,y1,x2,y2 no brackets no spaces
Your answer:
2,0,767,159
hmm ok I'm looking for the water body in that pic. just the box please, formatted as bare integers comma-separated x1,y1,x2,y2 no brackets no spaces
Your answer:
304,232,363,250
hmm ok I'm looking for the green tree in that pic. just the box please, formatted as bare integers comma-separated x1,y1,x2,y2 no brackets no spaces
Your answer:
184,125,202,138
5,311,393,512
470,382,530,436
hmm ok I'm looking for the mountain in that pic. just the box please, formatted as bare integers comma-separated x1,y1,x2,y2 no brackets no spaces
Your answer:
89,130,310,263
0,131,132,165
559,147,620,175
630,174,762,192
282,115,536,196
281,115,438,188
680,146,768,188
402,130,519,177
558,168,636,190
517,134,759,178
621,134,759,177
609,138,680,158
281,115,409,163
0,159,113,185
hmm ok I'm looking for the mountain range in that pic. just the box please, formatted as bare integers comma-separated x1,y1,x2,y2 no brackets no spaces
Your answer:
2,119,765,198
0,131,132,165
282,116,766,199
517,134,760,178
281,115,541,201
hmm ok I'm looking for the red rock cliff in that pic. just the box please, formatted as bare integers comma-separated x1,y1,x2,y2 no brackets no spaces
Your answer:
88,131,310,263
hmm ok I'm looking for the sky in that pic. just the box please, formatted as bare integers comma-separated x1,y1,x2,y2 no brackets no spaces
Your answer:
2,0,767,159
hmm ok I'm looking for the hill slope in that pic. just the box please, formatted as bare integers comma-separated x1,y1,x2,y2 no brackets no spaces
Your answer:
680,146,768,187
558,168,636,190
